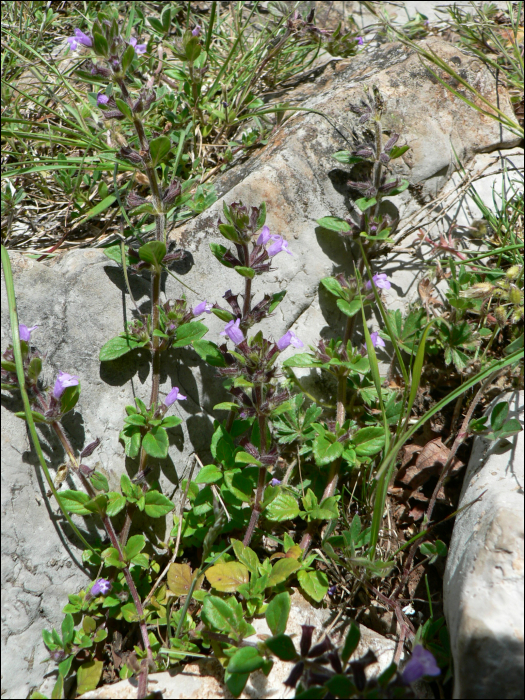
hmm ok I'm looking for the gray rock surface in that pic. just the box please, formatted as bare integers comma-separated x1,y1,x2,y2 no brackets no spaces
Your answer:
444,390,524,699
0,34,520,698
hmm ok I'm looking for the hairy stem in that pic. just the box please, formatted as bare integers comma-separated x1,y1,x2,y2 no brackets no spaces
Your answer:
243,465,267,547
242,244,252,317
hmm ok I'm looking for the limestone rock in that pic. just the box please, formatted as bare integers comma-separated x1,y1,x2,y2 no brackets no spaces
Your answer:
444,390,524,699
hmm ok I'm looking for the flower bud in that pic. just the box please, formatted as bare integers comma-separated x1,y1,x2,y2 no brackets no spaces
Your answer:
509,286,522,305
506,265,520,280
494,306,507,327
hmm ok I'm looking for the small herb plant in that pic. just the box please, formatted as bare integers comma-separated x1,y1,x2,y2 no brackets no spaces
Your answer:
1,3,523,700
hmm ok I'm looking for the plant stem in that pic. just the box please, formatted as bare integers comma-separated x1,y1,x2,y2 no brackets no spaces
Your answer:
243,465,267,547
242,244,252,316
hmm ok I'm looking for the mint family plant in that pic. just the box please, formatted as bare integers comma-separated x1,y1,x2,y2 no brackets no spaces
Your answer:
2,6,523,700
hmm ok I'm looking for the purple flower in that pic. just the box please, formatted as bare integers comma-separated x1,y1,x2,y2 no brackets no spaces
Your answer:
220,319,245,345
257,225,272,246
19,324,38,342
270,478,282,487
97,92,110,106
357,36,364,45
91,578,112,596
401,645,440,684
66,28,92,51
328,584,337,596
53,371,79,400
268,235,293,257
277,331,304,351
193,300,213,316
165,386,187,406
366,273,391,291
191,25,202,37
370,332,385,349
128,36,147,54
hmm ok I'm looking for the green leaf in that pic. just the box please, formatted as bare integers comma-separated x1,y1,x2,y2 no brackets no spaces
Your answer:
99,335,148,361
201,595,252,642
341,620,360,664
256,202,266,229
76,659,103,695
59,490,91,515
265,491,300,522
231,539,258,575
268,290,286,313
337,298,362,317
210,242,234,267
14,410,47,423
321,277,344,298
265,634,297,661
313,436,343,466
354,196,377,211
195,464,223,484
115,98,132,121
227,646,264,674
149,136,171,167
297,570,329,602
389,144,410,159
142,426,169,458
92,32,108,57
265,591,291,636
224,470,254,503
121,602,139,622
487,418,522,440
316,216,352,232
267,558,300,587
144,491,174,517
224,670,249,698
173,321,208,347
214,402,238,411
106,492,126,517
160,6,171,32
138,241,166,267
491,402,509,432
121,44,135,73
60,384,80,414
352,427,385,457
51,674,64,700
193,339,227,367
332,151,364,164
148,16,164,33
205,561,249,592
326,675,355,697
124,534,146,562
83,494,108,516
61,613,74,647
385,179,409,196
282,353,317,368
235,451,261,466
234,266,255,279
90,471,109,493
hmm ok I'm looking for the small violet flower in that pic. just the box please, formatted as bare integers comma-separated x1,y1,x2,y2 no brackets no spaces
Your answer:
277,331,304,351
164,386,187,407
192,25,202,37
220,319,245,345
370,332,385,349
256,225,272,246
96,92,110,106
357,36,364,45
328,584,338,596
128,36,147,54
67,28,92,51
91,578,112,596
270,478,282,487
268,235,293,257
53,371,79,400
366,273,391,291
401,645,440,685
193,300,213,316
19,324,38,342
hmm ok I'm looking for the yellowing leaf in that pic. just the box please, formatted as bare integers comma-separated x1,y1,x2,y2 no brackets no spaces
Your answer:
285,545,303,560
205,561,249,592
167,563,192,596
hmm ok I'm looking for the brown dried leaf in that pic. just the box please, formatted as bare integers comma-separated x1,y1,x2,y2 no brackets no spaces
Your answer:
418,278,443,313
398,438,463,492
